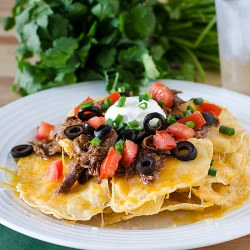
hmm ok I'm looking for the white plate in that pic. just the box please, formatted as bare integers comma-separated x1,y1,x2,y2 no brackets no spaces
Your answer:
0,80,249,250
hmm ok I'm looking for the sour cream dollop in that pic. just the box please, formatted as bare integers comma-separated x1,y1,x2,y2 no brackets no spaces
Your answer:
105,96,166,128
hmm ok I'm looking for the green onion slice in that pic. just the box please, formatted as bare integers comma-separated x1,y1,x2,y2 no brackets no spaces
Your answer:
128,120,139,128
104,97,111,105
193,97,204,105
79,100,94,108
106,118,114,127
138,102,148,110
166,115,176,126
115,139,125,154
118,86,126,92
90,137,101,146
117,96,126,107
186,105,194,113
100,103,109,112
185,121,195,128
139,91,151,102
219,125,235,136
183,110,192,117
114,114,123,125
208,167,217,177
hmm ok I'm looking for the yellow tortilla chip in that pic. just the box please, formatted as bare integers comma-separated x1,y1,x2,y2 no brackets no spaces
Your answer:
111,138,213,213
103,196,165,225
16,155,110,221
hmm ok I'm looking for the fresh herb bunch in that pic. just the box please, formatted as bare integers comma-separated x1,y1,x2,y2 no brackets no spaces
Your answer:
3,0,218,96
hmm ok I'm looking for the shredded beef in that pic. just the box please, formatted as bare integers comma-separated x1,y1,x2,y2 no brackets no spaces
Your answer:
195,125,208,139
57,129,118,193
32,116,83,159
171,89,185,112
101,129,118,147
57,159,82,193
31,140,61,160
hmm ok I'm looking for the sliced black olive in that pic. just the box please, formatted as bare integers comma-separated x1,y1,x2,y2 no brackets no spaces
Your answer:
94,124,112,140
119,92,131,97
119,129,137,142
135,130,148,144
64,125,84,140
11,144,33,158
171,141,197,161
83,123,95,136
136,156,156,176
78,106,101,121
201,112,214,126
143,112,167,134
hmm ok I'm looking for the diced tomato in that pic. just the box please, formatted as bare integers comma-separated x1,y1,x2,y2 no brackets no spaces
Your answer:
198,103,222,116
46,159,63,182
121,140,138,168
153,131,177,150
166,123,195,140
178,111,206,130
149,82,173,107
86,116,105,129
74,96,100,117
99,147,122,179
104,92,121,105
36,121,55,140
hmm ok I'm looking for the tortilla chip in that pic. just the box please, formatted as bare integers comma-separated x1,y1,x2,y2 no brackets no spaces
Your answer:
16,155,110,221
111,138,213,213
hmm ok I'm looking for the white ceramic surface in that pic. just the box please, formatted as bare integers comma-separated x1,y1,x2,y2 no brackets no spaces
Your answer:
0,80,249,250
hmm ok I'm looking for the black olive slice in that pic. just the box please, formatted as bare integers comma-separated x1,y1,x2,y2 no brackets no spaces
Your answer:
11,144,33,158
171,141,197,161
143,112,167,134
83,123,95,136
94,124,112,140
201,112,214,126
78,106,101,121
64,125,84,140
119,129,137,142
136,155,156,176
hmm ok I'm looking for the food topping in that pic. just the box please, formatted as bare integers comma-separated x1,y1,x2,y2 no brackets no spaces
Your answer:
171,141,198,161
11,144,34,158
64,125,84,140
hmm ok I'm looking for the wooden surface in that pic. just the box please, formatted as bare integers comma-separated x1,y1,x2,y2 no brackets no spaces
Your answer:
0,1,249,250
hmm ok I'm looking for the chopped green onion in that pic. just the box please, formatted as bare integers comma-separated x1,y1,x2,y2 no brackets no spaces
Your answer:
116,123,126,133
208,167,217,177
193,97,204,105
79,100,94,108
115,139,125,153
219,125,235,136
132,127,142,131
118,86,126,92
128,120,139,128
166,115,176,126
158,100,164,107
138,102,148,110
139,91,151,102
90,137,101,146
114,114,123,125
100,103,109,112
106,118,114,127
104,97,111,105
183,110,192,117
117,96,126,107
186,105,194,113
185,121,195,128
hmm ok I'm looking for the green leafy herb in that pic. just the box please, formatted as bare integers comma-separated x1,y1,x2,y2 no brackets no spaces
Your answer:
4,0,218,96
